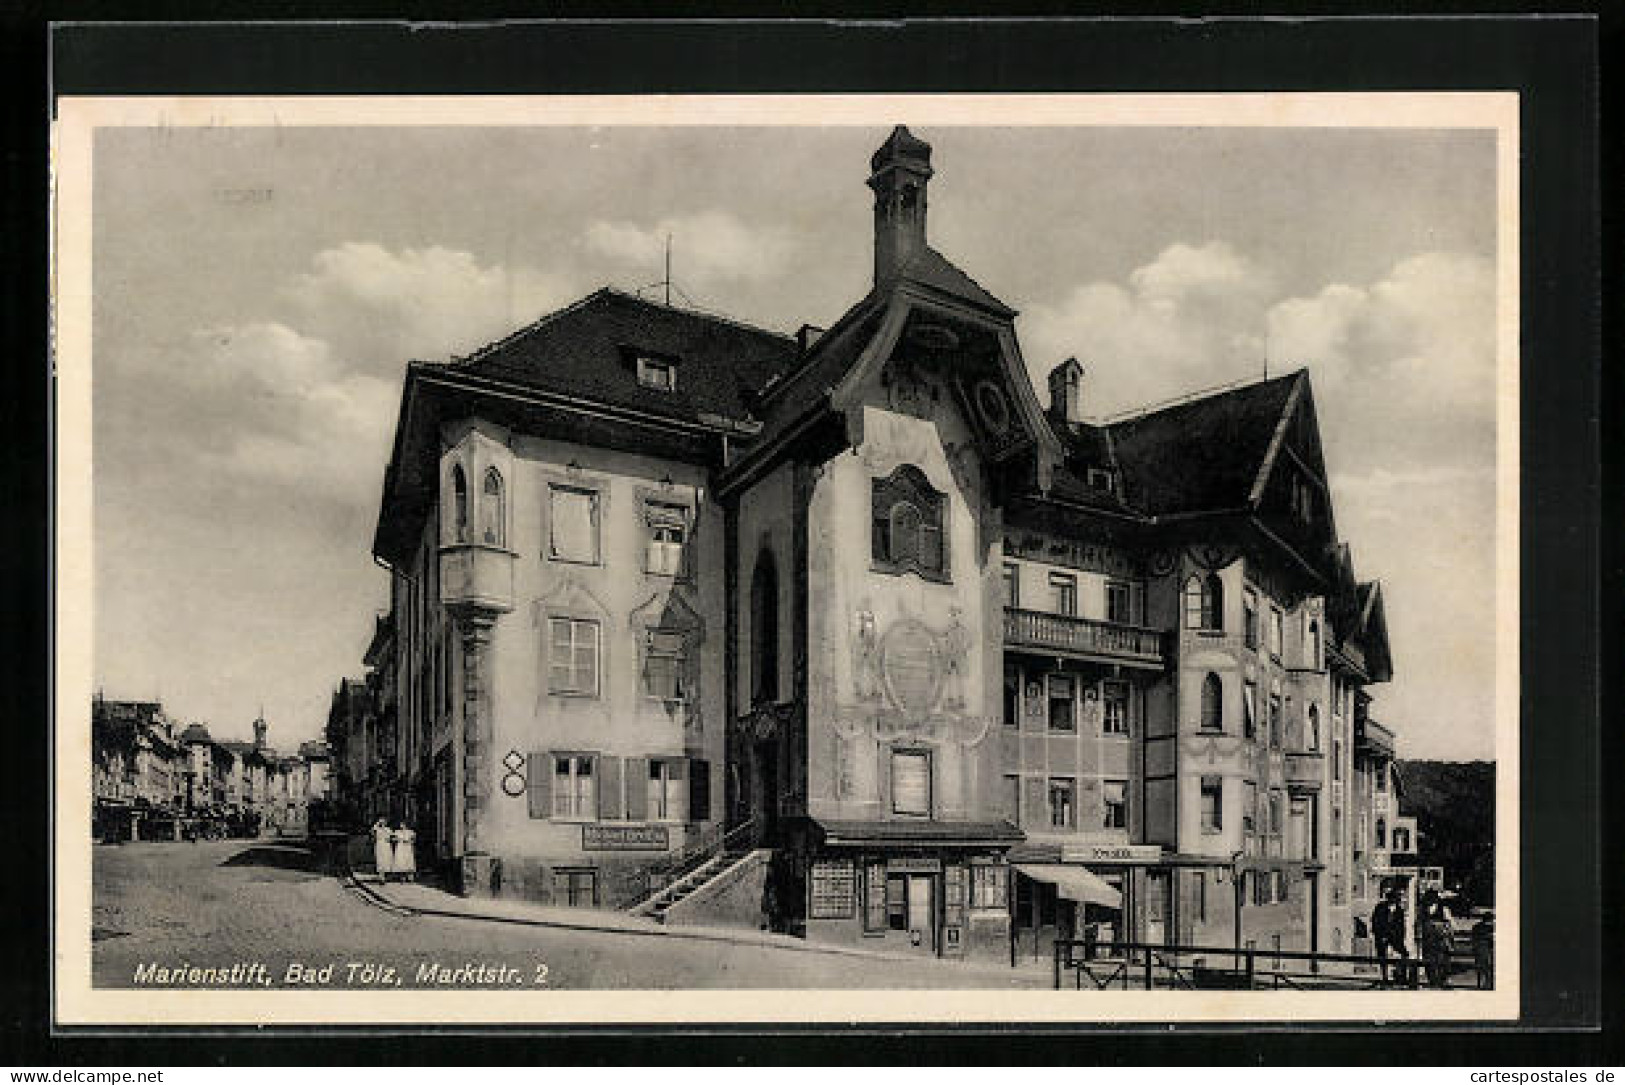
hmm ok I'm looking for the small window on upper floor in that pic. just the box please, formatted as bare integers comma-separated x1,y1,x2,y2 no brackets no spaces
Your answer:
481,468,505,547
871,465,947,581
1184,573,1224,631
1087,467,1116,494
636,355,676,392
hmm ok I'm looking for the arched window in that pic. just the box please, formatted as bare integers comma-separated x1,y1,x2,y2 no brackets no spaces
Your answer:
481,468,505,547
1307,704,1321,752
871,465,947,579
1184,573,1224,630
1200,672,1223,732
750,550,780,705
451,465,469,543
1308,620,1322,668
1375,818,1387,849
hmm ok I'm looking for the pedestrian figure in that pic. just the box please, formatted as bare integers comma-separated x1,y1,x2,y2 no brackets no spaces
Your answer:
392,822,417,883
1471,914,1494,989
370,817,393,882
1418,889,1453,988
1372,887,1410,986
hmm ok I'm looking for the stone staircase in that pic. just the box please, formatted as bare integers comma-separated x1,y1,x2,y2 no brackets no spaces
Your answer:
625,819,760,924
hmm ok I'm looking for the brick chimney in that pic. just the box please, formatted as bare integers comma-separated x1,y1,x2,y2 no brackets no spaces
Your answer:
867,126,933,286
1048,358,1086,427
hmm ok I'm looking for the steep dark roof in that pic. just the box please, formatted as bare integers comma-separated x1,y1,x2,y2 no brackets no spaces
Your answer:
180,723,212,745
1106,372,1301,516
891,246,1014,318
751,297,887,436
458,288,800,425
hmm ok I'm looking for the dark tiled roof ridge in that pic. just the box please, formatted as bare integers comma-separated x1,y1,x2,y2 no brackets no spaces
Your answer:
455,286,795,371
1105,367,1305,429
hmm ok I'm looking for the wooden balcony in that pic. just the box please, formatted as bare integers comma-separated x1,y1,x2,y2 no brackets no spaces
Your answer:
1003,607,1167,670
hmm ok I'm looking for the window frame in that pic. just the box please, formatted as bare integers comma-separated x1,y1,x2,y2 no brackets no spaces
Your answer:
551,866,599,907
548,484,602,566
1102,779,1128,829
646,759,687,822
636,354,677,392
1105,578,1133,625
1101,680,1130,735
870,466,949,582
1047,776,1077,830
1243,587,1259,650
1046,674,1076,733
1200,672,1224,733
480,467,505,548
640,496,692,579
551,754,598,821
1048,571,1078,617
1200,776,1223,833
547,617,602,698
890,748,932,818
640,627,691,705
1185,573,1224,631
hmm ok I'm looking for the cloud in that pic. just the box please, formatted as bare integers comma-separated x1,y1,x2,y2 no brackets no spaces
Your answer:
1268,251,1497,475
1019,241,1274,417
282,242,571,373
582,210,796,291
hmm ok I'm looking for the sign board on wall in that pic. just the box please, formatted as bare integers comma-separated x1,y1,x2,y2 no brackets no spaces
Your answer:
1061,843,1163,864
582,824,670,851
888,856,942,874
810,858,856,919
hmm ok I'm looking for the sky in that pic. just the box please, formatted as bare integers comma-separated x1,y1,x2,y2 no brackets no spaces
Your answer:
89,121,1501,759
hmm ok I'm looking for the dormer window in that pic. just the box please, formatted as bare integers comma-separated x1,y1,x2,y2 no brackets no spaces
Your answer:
637,355,676,392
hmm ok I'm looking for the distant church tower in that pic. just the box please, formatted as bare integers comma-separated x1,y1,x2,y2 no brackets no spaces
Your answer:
868,125,934,285
253,716,268,750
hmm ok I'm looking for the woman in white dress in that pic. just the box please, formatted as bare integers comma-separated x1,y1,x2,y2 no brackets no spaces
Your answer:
393,822,417,883
370,818,393,882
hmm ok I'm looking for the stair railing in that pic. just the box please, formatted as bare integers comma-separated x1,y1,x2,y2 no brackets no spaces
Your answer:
633,818,757,907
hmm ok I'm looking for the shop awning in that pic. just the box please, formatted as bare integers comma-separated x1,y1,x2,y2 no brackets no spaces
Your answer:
1015,863,1123,908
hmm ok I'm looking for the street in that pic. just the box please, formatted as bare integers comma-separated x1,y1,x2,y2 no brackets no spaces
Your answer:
92,840,1046,990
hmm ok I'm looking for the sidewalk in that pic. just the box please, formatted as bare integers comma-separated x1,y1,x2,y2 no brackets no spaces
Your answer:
355,875,1039,976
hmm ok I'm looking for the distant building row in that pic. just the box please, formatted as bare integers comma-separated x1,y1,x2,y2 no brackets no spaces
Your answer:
91,696,333,841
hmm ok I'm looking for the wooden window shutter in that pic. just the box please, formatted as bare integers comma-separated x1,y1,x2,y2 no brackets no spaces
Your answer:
598,756,623,820
688,758,711,822
625,757,649,821
527,750,551,820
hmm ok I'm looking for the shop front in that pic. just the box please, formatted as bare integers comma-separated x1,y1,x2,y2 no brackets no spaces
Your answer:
1009,843,1185,963
801,819,1021,961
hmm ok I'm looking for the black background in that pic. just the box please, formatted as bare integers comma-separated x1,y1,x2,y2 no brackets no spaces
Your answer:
3,9,1609,1067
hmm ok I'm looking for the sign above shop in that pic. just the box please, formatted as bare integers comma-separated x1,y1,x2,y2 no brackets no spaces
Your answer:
888,856,943,873
1062,843,1163,864
582,824,670,851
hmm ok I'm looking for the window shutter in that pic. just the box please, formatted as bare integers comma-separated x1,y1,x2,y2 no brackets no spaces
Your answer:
688,758,711,822
625,758,649,821
527,751,551,820
598,756,623,820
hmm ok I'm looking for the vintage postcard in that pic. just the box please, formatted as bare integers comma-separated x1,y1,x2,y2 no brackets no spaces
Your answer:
53,92,1519,1026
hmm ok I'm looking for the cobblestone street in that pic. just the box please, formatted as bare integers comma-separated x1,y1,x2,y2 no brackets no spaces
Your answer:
92,840,1047,990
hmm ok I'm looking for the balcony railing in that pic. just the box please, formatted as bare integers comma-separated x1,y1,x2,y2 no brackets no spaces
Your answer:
1003,608,1167,668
